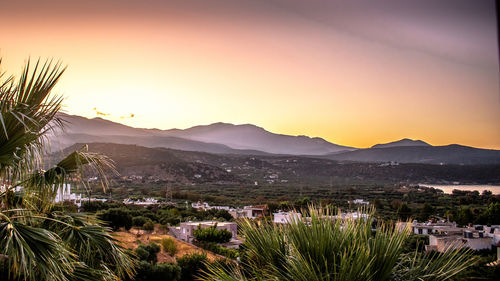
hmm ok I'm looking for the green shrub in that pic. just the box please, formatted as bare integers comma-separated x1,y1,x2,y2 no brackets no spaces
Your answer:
132,261,181,281
193,224,232,243
135,243,160,264
177,253,207,281
132,216,148,227
98,207,133,231
161,237,178,256
194,241,238,258
143,220,155,231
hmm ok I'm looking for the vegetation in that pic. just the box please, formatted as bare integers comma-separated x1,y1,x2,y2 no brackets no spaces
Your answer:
130,246,215,281
202,207,476,281
176,253,208,281
97,207,133,230
0,59,134,280
142,220,155,231
135,243,161,264
194,241,239,258
161,237,178,256
131,261,181,281
194,224,232,243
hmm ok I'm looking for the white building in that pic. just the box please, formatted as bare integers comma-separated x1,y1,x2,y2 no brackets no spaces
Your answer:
123,198,158,206
273,211,302,224
54,184,83,208
408,220,460,236
191,201,230,211
427,231,492,252
170,221,238,244
350,199,370,205
229,205,266,219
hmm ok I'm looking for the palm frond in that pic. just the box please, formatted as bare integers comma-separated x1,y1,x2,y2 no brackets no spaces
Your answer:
0,218,74,281
203,206,476,281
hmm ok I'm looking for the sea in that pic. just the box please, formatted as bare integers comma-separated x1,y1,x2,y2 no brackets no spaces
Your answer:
419,184,500,195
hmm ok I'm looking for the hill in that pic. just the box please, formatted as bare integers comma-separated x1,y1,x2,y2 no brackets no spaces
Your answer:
371,138,431,149
162,122,355,155
55,143,245,185
53,143,500,186
326,144,500,165
50,114,354,155
50,114,500,165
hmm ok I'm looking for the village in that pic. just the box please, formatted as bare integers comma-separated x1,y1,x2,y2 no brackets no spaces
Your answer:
50,183,500,265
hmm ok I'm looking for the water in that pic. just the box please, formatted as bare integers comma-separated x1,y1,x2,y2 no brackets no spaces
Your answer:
419,184,500,195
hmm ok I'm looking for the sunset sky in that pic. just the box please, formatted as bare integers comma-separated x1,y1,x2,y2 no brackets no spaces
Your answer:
1,0,499,149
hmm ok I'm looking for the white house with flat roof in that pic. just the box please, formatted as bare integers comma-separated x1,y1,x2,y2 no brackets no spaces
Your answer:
273,211,302,224
170,221,237,243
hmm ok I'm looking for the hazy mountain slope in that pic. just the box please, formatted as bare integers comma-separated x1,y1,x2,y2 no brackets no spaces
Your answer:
163,122,355,155
327,145,500,165
53,114,354,155
57,113,154,136
49,133,270,155
371,138,430,149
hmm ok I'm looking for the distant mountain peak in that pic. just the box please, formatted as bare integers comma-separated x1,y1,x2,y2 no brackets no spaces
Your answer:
52,113,355,156
372,138,431,149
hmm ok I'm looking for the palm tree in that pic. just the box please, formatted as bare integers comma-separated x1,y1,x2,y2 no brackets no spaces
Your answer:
0,58,135,281
202,207,476,281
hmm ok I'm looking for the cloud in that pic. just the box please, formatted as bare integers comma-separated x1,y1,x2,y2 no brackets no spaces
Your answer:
120,113,135,119
93,107,111,116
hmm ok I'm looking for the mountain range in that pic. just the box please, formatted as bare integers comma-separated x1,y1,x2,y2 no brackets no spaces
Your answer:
49,113,500,165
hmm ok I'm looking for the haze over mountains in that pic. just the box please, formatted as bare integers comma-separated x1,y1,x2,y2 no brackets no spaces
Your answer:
50,114,500,165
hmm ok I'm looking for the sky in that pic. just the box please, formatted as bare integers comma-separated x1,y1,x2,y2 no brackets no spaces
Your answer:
1,0,499,149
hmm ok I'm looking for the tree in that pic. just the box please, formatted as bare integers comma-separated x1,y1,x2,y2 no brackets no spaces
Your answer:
131,261,181,281
202,207,476,281
419,203,434,221
0,59,134,281
397,203,412,220
193,225,232,243
135,243,161,264
98,207,133,230
480,203,500,225
373,198,384,209
143,220,155,232
177,253,208,281
161,238,178,256
456,207,474,226
132,216,149,227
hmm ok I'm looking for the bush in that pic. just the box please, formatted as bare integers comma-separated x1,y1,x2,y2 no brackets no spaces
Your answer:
194,241,238,258
176,253,207,281
132,216,149,227
135,243,161,264
193,224,232,243
161,238,178,256
143,220,155,231
98,207,132,231
132,261,181,281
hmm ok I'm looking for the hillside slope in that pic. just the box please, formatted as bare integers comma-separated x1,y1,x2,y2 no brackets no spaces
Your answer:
326,144,500,165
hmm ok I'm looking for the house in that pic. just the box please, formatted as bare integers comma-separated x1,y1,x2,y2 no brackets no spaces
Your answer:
426,231,492,252
484,225,500,245
350,199,370,205
191,201,230,211
273,211,302,224
170,221,238,243
229,205,267,219
123,197,159,206
399,220,461,236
